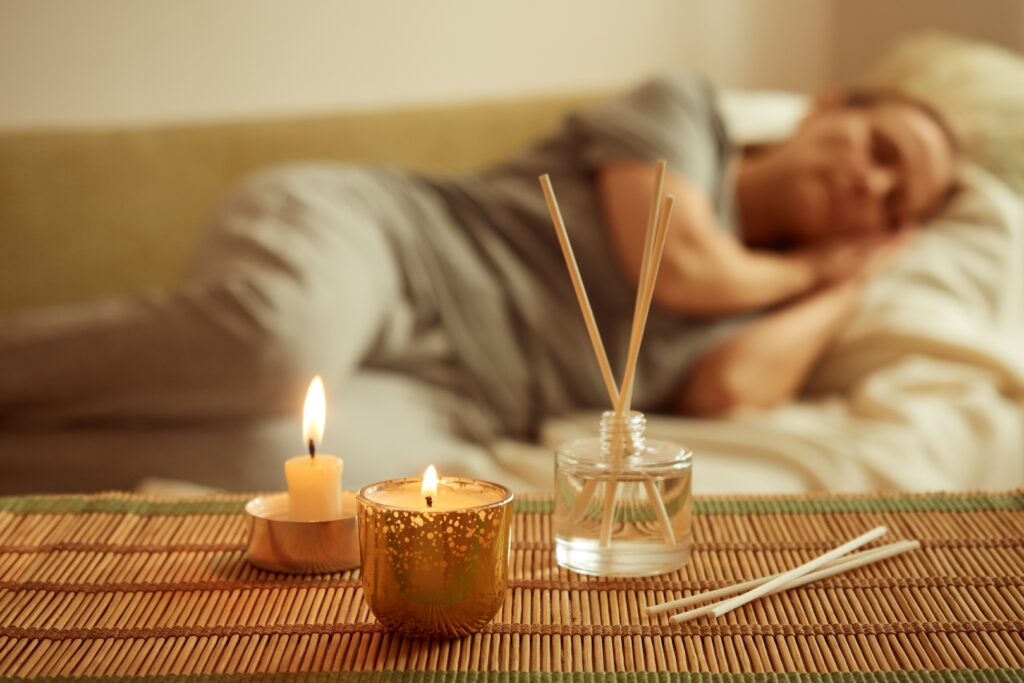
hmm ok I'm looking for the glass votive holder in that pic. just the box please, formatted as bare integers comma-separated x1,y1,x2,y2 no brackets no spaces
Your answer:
357,477,514,639
554,410,693,577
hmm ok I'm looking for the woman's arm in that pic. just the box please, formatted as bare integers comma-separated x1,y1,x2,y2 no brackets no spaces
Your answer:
597,162,895,317
674,278,863,416
598,162,817,316
672,223,911,415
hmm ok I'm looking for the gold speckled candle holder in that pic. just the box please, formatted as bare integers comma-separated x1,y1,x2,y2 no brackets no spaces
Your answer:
357,477,514,639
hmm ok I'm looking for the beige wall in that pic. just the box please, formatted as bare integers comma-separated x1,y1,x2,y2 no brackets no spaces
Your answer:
832,0,1024,84
0,0,1018,131
0,0,832,130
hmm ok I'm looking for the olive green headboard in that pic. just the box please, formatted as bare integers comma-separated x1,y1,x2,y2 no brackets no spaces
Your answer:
0,92,600,313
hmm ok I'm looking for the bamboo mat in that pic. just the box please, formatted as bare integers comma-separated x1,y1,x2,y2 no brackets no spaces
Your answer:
0,490,1022,681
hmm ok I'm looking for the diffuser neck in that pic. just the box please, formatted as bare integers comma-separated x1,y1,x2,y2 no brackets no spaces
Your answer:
599,410,647,459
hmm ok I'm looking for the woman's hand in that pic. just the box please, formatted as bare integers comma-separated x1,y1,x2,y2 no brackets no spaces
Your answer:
798,230,915,287
675,275,868,416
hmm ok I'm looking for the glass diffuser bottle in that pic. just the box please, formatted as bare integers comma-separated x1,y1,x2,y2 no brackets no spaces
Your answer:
554,410,692,576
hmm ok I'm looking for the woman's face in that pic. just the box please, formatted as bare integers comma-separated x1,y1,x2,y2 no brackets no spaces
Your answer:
774,100,956,242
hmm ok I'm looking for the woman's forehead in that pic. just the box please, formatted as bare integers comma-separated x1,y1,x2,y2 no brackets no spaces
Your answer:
868,103,956,217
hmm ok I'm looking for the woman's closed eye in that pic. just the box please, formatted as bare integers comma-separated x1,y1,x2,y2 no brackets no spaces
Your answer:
871,128,901,167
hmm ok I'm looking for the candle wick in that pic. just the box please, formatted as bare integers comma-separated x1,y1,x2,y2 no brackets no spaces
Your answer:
308,439,316,459
425,496,433,508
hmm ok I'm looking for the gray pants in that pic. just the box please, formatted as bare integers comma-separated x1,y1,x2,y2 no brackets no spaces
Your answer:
0,166,493,493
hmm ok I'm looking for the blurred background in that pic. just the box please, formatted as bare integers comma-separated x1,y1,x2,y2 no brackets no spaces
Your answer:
2,0,1022,130
2,1,1022,496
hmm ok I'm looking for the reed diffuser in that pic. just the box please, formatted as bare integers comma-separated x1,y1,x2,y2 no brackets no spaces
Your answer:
541,162,693,577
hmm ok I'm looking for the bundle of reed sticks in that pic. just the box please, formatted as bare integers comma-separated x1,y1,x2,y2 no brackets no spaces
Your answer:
646,525,920,622
540,160,676,548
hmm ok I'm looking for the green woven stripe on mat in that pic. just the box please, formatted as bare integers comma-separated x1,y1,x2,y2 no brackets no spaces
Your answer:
1,490,1022,517
517,491,1024,516
3,667,1021,683
0,497,246,516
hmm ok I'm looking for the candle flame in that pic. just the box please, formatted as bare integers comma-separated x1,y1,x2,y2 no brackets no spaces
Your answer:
421,465,438,506
302,376,326,451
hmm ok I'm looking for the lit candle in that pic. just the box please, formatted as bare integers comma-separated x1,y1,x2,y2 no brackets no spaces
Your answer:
367,465,502,510
284,376,343,522
357,467,514,638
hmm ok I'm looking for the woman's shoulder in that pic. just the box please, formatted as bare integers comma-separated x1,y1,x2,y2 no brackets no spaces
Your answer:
633,72,715,100
570,72,722,143
563,72,727,176
615,73,718,118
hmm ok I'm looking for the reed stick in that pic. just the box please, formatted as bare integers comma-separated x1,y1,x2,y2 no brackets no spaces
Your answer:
597,479,619,549
618,161,667,414
642,478,676,546
540,167,678,551
648,540,914,615
710,525,888,617
541,173,623,534
668,539,919,623
595,163,666,546
621,194,674,410
599,193,676,548
539,174,620,408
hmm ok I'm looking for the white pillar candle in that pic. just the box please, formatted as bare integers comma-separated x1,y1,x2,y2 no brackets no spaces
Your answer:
285,376,344,522
285,453,343,521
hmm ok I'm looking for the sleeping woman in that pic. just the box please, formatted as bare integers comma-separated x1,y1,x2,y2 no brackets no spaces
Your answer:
0,74,958,477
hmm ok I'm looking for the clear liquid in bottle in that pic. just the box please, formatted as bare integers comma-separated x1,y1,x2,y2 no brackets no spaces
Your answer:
554,411,693,577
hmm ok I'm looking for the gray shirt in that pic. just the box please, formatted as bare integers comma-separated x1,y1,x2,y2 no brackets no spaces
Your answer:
418,74,743,435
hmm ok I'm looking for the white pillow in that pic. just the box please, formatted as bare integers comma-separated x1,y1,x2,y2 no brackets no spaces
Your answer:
807,164,1024,396
718,89,807,145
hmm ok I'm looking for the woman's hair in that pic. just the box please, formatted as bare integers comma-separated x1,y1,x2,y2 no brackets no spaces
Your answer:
857,32,1024,194
841,88,961,157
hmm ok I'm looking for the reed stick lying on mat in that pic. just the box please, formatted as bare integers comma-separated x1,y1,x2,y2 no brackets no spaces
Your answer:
646,527,919,623
710,524,888,616
670,540,920,623
540,162,677,548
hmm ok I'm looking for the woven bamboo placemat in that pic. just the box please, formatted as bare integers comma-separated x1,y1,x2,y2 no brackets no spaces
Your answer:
0,490,1021,681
